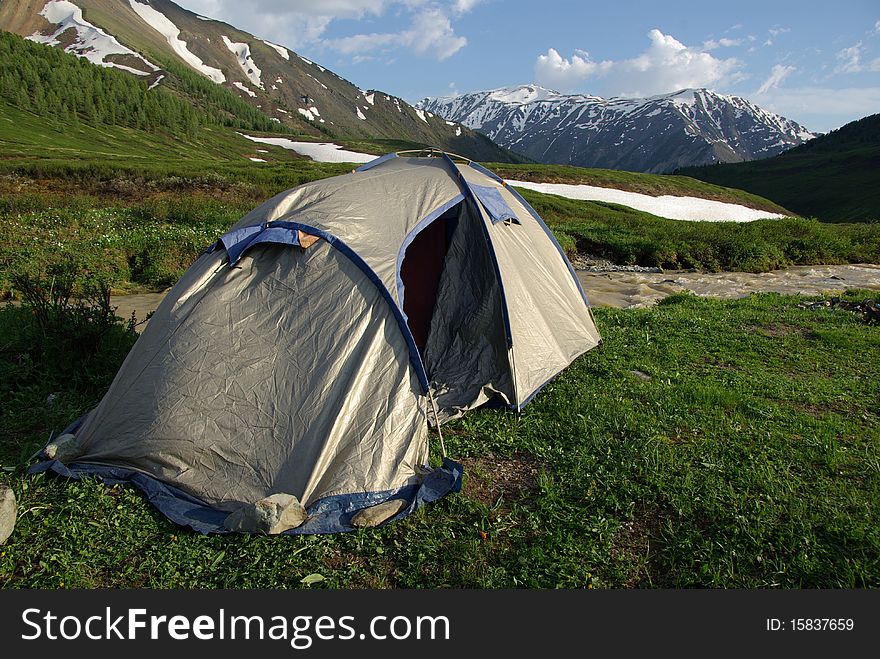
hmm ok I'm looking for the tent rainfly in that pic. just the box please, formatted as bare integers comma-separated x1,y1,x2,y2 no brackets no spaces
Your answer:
33,151,602,534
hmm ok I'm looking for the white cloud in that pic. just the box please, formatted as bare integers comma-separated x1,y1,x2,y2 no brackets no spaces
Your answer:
408,7,467,59
534,48,612,91
535,29,742,97
453,0,483,13
836,42,866,73
176,0,465,61
325,7,466,61
768,27,790,37
329,32,398,54
872,19,879,35
703,37,742,50
757,64,795,94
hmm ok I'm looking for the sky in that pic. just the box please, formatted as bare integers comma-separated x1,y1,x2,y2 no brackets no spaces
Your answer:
175,0,880,132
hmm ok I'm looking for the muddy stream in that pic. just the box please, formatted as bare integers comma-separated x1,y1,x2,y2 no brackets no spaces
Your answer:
111,264,880,330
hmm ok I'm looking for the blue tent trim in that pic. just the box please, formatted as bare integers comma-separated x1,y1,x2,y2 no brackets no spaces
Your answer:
470,184,520,225
216,220,431,393
30,457,463,535
220,222,302,265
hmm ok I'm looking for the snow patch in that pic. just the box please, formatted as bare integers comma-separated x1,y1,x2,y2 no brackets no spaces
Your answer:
488,85,558,105
506,181,787,223
128,0,225,83
29,1,158,75
248,157,266,162
238,134,374,163
147,74,164,90
415,108,429,124
363,92,375,105
232,81,257,97
222,36,263,89
455,126,462,136
356,107,366,120
262,40,289,60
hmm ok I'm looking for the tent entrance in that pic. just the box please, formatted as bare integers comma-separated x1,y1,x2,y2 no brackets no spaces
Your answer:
400,205,459,351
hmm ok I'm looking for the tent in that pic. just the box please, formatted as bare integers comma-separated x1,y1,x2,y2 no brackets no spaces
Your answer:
33,150,601,534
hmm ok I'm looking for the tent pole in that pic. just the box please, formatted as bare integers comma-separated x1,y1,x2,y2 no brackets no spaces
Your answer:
427,389,447,458
509,347,521,413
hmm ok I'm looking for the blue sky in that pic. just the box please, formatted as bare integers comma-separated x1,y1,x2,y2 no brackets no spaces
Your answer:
177,0,880,132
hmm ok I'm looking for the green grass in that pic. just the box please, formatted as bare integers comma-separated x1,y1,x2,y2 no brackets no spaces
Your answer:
1,290,878,588
3,172,880,298
523,190,880,272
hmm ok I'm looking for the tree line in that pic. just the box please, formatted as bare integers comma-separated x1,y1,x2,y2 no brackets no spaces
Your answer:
0,32,291,138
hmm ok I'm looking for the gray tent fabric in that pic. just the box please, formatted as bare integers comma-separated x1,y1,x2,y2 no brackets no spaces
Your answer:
33,152,601,534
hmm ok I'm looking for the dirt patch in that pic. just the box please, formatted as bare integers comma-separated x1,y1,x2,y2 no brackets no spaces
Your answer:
461,452,542,509
609,507,667,587
747,323,821,340
750,323,802,338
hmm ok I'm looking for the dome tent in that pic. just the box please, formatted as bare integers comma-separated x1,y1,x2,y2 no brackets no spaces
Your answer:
33,151,601,534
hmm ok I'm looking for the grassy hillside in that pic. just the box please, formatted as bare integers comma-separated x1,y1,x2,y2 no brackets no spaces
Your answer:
1,287,877,588
0,3,524,162
679,113,880,222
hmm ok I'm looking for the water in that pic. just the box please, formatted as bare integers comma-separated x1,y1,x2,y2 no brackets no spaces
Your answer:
110,264,880,331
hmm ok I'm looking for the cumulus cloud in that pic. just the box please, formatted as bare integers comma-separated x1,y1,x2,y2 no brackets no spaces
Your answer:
534,48,612,91
757,64,795,94
407,8,467,59
535,29,743,97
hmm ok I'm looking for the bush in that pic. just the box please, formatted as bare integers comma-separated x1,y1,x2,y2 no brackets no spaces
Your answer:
7,257,138,388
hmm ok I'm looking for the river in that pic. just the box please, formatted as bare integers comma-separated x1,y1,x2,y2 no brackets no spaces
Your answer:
110,264,880,330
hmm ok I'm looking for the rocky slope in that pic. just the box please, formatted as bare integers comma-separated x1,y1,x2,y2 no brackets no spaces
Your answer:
420,85,817,172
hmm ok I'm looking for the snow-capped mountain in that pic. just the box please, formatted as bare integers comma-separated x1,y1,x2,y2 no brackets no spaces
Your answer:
0,0,517,161
419,85,818,173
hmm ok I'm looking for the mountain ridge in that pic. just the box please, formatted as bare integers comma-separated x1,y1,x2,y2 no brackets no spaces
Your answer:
0,0,521,162
420,84,818,173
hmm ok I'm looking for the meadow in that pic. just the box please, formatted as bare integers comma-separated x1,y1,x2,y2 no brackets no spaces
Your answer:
1,152,878,589
3,161,880,298
1,284,877,588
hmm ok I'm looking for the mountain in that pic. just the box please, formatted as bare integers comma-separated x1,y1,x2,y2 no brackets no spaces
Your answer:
419,85,817,173
0,0,520,162
678,113,880,222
